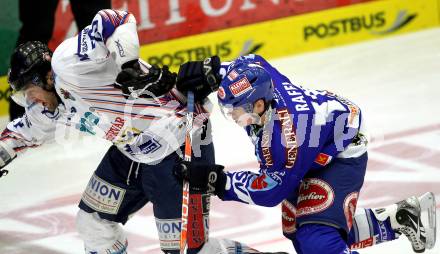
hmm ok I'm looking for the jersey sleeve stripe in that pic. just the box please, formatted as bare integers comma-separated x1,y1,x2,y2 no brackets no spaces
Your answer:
93,107,185,120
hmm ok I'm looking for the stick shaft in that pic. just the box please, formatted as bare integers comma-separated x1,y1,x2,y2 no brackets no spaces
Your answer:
180,91,194,254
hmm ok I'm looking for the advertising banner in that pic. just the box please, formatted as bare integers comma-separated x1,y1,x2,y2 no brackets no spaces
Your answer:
138,0,440,71
0,77,11,116
49,0,374,48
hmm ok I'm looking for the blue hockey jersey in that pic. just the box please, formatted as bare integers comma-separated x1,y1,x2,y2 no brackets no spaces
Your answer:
219,55,367,206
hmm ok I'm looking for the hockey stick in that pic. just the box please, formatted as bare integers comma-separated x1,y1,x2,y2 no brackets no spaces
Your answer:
180,91,194,254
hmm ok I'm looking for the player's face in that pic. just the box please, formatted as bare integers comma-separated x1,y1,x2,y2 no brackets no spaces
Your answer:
230,107,256,127
11,71,58,111
220,103,260,127
23,85,59,112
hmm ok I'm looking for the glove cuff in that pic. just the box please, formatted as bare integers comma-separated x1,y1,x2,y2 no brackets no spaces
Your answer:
121,59,139,69
204,56,221,92
215,170,227,199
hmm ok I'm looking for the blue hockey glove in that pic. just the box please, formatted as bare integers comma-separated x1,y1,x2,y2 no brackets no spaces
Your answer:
174,161,226,197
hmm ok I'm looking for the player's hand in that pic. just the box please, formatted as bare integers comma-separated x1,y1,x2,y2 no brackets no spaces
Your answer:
173,161,226,197
115,60,177,99
0,141,16,179
176,56,221,102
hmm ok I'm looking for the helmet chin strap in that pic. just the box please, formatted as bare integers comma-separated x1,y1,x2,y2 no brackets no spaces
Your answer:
252,99,273,125
250,113,263,125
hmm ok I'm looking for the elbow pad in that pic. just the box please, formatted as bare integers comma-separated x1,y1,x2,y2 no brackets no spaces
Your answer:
105,17,139,69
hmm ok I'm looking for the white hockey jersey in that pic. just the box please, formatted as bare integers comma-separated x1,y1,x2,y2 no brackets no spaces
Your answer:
1,9,210,164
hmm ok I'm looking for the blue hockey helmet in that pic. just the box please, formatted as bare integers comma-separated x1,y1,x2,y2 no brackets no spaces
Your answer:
217,62,274,114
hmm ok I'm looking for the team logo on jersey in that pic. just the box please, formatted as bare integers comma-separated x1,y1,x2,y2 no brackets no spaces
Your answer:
76,112,99,135
249,174,277,191
81,174,126,215
314,153,332,166
114,127,141,145
229,77,252,97
59,88,75,101
139,134,162,154
123,132,162,155
277,108,297,169
344,192,359,230
282,200,297,234
296,178,335,216
218,87,226,100
105,117,125,141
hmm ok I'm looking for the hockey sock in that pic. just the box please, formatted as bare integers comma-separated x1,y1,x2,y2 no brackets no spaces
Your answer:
348,208,396,249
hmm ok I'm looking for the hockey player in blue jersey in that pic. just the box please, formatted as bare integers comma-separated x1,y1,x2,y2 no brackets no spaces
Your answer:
174,54,437,253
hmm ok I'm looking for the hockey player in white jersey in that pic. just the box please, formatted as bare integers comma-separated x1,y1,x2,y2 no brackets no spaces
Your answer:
0,9,288,254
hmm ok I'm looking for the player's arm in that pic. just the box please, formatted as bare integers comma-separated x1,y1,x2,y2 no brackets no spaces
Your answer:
173,122,302,206
0,106,57,177
97,9,139,69
87,9,176,98
223,167,302,207
173,115,325,207
174,161,302,207
173,136,324,207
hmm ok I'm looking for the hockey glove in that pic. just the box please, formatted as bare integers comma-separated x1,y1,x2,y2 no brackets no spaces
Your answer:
174,161,227,197
0,141,16,179
115,60,177,99
176,56,221,102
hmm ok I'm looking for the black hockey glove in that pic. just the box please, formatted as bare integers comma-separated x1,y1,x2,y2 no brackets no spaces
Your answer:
0,142,16,179
174,161,227,197
0,169,8,178
176,56,222,102
115,60,177,99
